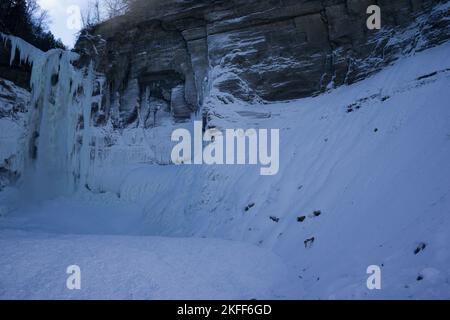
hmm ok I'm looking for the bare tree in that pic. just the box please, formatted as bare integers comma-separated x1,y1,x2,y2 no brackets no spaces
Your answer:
104,0,130,18
26,0,51,31
81,0,133,28
81,0,103,28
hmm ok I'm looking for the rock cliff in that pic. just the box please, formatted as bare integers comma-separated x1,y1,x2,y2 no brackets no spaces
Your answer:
75,0,450,126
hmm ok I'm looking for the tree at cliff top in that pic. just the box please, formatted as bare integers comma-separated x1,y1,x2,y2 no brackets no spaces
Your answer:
0,0,64,52
82,0,136,27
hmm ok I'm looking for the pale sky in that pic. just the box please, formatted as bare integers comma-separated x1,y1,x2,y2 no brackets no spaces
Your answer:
38,0,90,48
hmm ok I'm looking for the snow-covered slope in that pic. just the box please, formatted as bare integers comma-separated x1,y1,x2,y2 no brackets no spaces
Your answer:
0,38,450,299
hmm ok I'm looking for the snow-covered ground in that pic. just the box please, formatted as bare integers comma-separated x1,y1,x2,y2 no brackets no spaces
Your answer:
0,38,450,299
0,229,298,300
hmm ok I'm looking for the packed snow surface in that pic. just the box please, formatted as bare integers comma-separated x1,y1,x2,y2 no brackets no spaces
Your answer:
0,36,450,299
0,229,295,300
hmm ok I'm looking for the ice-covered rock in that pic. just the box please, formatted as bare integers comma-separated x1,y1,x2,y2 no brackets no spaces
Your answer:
0,78,29,190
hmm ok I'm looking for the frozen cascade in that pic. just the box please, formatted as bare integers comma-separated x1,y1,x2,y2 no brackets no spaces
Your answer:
1,34,96,197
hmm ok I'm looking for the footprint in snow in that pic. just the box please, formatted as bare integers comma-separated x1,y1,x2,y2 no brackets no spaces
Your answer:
304,237,315,248
244,203,255,212
270,216,280,223
414,242,427,255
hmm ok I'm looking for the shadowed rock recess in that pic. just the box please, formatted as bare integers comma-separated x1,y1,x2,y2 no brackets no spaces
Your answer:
74,0,450,126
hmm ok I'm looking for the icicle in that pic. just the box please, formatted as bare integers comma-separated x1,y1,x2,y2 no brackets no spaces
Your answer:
79,63,95,188
0,33,44,67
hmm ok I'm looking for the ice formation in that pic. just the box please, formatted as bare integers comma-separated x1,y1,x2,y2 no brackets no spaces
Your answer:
1,33,97,196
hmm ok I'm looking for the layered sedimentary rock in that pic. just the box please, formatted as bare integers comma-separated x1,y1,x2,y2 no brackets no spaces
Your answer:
75,0,449,125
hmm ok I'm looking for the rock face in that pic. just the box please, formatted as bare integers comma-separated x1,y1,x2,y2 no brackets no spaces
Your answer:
75,0,450,124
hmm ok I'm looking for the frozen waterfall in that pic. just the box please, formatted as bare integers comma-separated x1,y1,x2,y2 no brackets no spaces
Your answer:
1,33,96,197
